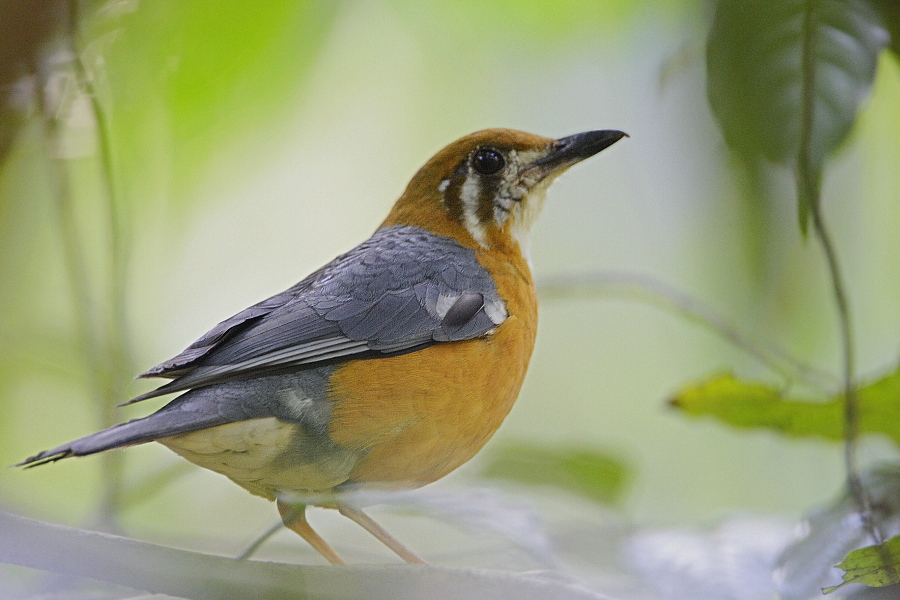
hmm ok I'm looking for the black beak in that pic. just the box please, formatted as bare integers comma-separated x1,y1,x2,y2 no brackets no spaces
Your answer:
530,129,628,174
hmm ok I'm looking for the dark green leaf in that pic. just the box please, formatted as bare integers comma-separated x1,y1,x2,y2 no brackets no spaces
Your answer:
480,442,631,506
868,0,900,55
706,0,888,228
707,0,887,165
669,369,900,445
823,535,900,593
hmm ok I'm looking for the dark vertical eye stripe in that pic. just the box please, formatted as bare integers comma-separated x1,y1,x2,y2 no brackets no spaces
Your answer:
477,176,499,223
442,164,467,225
443,157,503,229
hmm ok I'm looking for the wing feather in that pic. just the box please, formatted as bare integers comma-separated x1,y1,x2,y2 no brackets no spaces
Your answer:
131,225,507,403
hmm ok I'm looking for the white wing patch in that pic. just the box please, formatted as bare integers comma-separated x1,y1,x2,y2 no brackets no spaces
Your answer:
281,389,315,421
434,292,459,319
484,298,508,325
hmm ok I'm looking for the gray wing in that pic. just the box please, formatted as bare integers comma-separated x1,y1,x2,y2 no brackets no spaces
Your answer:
129,225,507,403
139,270,323,379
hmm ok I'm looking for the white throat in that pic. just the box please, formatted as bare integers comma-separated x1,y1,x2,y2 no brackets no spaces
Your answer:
508,181,551,269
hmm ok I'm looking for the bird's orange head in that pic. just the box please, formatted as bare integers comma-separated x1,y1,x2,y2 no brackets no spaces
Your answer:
383,128,626,256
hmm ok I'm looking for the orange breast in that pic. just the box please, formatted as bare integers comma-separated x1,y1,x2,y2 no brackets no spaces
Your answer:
326,248,537,488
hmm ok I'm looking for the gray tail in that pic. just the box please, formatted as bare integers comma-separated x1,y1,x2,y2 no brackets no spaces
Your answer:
15,403,228,468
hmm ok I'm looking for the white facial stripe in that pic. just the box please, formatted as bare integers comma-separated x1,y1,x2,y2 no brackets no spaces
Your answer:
437,178,450,208
460,173,489,248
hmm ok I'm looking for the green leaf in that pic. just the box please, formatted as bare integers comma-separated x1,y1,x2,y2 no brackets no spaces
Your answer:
774,466,900,599
823,535,900,593
706,0,888,229
480,442,631,506
669,369,900,445
868,0,900,56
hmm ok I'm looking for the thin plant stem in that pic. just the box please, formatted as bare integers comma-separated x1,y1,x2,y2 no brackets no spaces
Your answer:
68,0,132,524
809,209,881,546
36,62,118,528
121,462,194,511
236,519,288,561
31,0,130,528
37,96,106,414
798,0,885,554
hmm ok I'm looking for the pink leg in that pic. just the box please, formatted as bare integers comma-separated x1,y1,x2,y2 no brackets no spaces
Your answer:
338,503,428,565
277,500,346,566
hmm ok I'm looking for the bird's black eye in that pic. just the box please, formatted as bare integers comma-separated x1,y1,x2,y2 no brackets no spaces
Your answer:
472,147,505,175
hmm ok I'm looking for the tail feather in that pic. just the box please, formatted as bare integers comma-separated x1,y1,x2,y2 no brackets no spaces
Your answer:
16,371,309,469
16,405,230,468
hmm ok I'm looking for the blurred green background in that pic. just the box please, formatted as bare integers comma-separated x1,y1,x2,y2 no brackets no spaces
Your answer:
1,0,899,569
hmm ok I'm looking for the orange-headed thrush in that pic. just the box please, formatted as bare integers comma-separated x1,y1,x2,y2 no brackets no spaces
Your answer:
20,128,627,564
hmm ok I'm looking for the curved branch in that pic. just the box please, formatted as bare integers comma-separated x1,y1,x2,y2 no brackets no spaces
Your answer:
538,271,836,392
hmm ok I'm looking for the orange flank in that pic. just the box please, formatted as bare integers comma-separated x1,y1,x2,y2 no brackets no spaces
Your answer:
330,246,538,487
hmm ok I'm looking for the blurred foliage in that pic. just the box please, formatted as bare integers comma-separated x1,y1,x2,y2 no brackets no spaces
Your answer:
539,271,838,390
870,0,900,55
0,0,54,163
480,442,631,506
670,370,900,445
393,0,688,47
706,0,888,229
699,0,900,591
80,0,339,205
0,0,338,532
775,465,900,599
2,0,900,597
825,536,900,593
0,0,55,87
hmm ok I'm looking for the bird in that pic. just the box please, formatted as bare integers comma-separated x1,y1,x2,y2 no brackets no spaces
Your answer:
19,127,626,565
